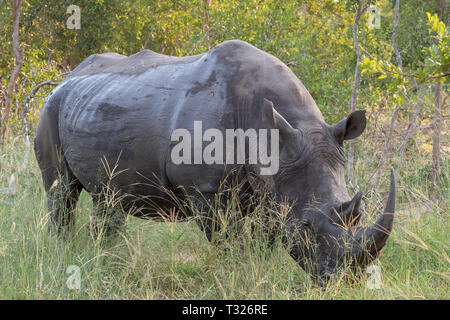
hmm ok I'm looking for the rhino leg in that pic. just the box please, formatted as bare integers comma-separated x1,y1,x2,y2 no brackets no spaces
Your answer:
46,165,83,235
193,192,244,244
192,193,219,242
34,98,83,235
89,195,127,238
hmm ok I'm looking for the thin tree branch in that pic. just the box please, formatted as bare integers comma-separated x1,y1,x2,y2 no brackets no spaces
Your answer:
431,80,442,194
1,0,24,142
392,0,403,72
378,68,449,80
22,72,69,149
430,1,445,197
372,0,403,191
203,0,211,50
348,0,370,186
0,72,68,195
397,83,425,172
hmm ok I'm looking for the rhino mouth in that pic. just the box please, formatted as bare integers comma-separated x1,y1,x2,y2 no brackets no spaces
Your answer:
290,170,396,284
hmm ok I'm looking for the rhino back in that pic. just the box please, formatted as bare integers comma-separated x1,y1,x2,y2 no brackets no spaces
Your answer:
50,40,324,209
56,46,232,199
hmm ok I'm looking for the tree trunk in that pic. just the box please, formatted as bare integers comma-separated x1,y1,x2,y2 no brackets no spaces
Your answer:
397,83,425,171
373,106,399,188
348,0,369,185
430,0,445,196
0,0,24,143
437,0,444,20
431,80,442,194
203,0,211,50
373,0,404,190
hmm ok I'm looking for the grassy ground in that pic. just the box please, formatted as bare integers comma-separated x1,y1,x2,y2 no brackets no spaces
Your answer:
0,135,448,299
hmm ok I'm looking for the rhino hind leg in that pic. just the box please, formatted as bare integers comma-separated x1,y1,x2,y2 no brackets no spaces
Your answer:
47,165,83,235
34,99,83,235
37,143,83,235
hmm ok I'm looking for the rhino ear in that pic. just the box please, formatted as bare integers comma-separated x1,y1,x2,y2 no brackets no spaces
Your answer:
262,98,300,159
332,110,366,144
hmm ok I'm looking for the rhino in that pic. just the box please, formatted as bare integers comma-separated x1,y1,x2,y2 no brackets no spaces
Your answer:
34,40,395,284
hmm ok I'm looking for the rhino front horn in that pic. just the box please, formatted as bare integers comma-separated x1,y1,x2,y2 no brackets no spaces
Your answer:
357,170,396,257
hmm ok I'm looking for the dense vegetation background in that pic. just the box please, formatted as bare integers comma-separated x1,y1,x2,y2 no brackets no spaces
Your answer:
0,0,448,299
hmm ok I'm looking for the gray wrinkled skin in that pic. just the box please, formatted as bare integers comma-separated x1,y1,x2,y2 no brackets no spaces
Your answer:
34,40,395,283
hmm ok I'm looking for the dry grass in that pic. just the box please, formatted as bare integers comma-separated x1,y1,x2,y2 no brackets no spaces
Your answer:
0,131,448,299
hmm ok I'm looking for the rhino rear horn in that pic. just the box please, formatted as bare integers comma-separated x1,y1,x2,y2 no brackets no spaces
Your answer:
262,98,301,160
262,98,296,134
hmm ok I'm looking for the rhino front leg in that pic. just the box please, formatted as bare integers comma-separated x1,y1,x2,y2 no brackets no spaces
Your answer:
192,193,219,242
193,192,244,244
89,195,127,239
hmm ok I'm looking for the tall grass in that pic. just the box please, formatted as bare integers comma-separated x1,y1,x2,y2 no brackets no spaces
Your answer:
0,135,448,299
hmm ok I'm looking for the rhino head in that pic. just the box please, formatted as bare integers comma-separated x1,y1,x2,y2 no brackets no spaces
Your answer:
261,99,395,285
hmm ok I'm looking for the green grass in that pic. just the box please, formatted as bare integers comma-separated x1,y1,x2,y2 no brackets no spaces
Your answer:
0,136,448,299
